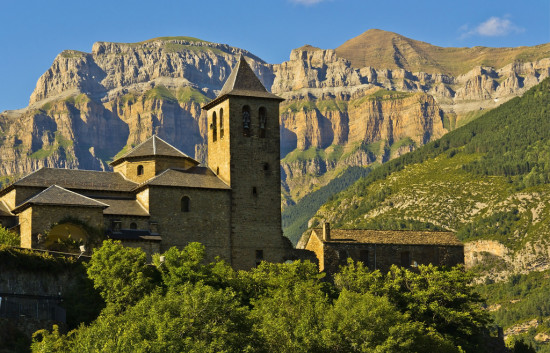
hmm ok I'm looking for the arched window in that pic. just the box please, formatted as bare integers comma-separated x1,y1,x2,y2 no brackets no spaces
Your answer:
137,165,144,176
259,107,267,138
130,222,137,230
181,196,190,212
212,112,217,142
219,108,224,139
242,105,251,137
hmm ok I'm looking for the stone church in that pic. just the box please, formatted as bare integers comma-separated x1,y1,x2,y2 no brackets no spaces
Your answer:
0,57,293,270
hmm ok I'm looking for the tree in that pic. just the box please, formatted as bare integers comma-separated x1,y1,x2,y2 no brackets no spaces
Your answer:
0,226,19,246
322,290,460,353
85,240,157,311
335,260,491,352
35,283,257,353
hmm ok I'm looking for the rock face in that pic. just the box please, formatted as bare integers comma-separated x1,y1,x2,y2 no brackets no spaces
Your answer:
0,32,548,208
273,45,549,204
0,38,273,177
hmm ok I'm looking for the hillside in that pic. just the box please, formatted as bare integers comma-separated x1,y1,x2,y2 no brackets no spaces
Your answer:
312,77,550,275
336,29,550,76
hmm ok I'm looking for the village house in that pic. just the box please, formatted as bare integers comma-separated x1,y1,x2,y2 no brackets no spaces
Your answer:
298,222,464,273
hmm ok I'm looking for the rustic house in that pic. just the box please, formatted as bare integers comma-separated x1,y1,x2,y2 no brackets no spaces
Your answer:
298,223,464,273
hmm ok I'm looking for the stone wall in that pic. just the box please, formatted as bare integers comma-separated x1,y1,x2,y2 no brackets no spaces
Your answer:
147,185,232,263
20,205,104,249
114,156,197,183
322,242,464,274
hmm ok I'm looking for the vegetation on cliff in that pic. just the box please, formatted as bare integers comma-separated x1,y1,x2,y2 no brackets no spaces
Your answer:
314,78,550,246
31,241,494,353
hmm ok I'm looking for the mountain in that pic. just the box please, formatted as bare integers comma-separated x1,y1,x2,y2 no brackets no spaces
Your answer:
336,28,550,76
311,77,550,277
0,31,549,242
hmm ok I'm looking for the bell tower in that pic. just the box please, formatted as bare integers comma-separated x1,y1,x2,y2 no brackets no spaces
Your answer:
203,56,287,270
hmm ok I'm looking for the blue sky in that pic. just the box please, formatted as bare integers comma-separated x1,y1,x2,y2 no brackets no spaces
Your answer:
0,0,548,112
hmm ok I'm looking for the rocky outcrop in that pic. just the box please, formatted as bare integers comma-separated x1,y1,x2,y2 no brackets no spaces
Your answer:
1,34,549,208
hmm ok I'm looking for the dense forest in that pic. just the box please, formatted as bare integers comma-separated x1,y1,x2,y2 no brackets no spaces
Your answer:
334,77,550,195
19,240,511,353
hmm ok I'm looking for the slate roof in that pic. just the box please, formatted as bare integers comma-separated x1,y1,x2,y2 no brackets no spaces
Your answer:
101,198,150,217
139,166,230,190
203,56,283,110
13,185,109,213
308,228,462,247
110,135,199,166
0,168,138,195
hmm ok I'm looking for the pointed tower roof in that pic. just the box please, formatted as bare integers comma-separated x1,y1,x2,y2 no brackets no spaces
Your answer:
110,135,199,167
202,56,283,110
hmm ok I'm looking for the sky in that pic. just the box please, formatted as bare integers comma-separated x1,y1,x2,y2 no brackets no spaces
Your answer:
0,0,548,112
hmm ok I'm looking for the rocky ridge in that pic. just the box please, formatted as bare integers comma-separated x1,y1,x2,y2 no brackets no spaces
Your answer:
0,32,548,209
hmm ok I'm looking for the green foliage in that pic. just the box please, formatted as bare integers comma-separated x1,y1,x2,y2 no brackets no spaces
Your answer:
282,166,370,244
335,261,491,352
0,245,78,272
511,339,537,353
63,94,90,106
176,86,210,104
316,78,550,250
31,242,492,353
145,85,178,102
457,208,521,243
476,270,550,330
29,132,73,160
85,240,158,311
0,226,19,246
58,285,255,353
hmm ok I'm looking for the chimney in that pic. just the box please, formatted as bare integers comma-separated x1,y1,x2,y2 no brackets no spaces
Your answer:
322,222,330,241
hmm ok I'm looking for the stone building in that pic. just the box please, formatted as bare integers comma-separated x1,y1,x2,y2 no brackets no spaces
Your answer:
298,223,464,274
0,57,292,270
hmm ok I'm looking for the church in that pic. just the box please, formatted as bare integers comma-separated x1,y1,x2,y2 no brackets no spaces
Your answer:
0,57,293,270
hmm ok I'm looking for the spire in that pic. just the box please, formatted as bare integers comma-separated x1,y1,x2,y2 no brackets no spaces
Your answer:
218,55,269,96
202,56,283,110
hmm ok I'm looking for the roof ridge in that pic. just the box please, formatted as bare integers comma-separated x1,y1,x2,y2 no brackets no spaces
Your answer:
51,185,110,207
153,135,192,159
118,136,155,160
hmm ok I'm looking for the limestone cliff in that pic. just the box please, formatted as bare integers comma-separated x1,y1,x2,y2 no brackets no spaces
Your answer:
0,32,548,210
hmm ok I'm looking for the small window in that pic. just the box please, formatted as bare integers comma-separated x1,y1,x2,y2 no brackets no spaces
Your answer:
216,167,219,175
137,165,144,176
259,107,266,138
242,105,251,137
212,112,217,142
181,196,190,212
220,108,224,139
256,250,264,260
401,251,411,267
252,187,257,196
263,163,269,171
130,222,137,230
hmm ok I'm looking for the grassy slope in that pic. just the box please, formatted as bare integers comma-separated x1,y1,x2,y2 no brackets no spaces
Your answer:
314,77,550,248
335,29,550,76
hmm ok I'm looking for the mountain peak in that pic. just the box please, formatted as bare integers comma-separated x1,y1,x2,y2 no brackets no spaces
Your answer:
335,29,550,76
